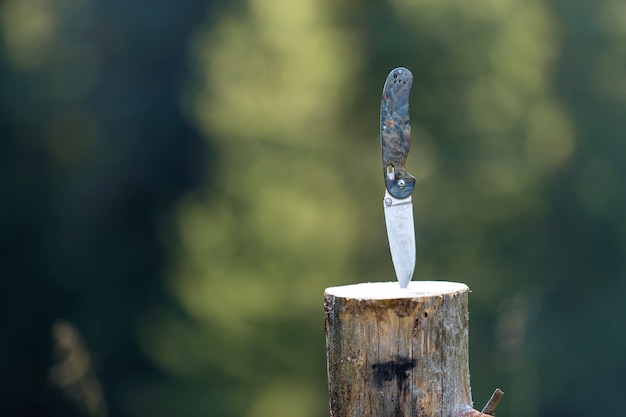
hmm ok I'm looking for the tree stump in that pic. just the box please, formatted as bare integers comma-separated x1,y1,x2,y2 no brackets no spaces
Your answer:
324,281,496,417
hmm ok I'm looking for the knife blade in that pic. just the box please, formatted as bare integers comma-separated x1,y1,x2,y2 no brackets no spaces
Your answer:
380,67,416,288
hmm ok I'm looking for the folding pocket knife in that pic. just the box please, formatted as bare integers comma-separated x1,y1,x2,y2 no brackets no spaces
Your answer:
380,67,416,288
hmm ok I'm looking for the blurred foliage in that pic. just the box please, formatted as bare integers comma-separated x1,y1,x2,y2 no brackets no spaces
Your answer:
0,0,209,415
1,0,626,417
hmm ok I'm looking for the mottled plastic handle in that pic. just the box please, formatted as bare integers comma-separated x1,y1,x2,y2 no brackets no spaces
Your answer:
380,67,415,199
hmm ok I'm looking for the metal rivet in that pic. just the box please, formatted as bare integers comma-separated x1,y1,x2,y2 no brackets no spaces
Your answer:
397,179,406,189
398,69,403,74
384,198,393,206
382,125,387,130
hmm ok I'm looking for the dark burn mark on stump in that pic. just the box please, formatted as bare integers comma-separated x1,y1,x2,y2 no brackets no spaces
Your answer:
372,357,417,417
372,357,416,388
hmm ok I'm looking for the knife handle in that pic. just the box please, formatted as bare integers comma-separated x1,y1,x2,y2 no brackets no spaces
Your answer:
381,67,415,199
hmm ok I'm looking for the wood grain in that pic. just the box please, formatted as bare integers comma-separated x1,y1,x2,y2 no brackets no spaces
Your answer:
324,282,493,417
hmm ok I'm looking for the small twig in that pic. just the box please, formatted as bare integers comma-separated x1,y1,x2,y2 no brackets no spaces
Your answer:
481,388,504,415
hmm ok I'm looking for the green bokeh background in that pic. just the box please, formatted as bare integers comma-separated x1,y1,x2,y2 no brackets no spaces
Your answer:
2,0,625,416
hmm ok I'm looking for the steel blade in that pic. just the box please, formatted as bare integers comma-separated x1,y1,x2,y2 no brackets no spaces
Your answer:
383,189,416,288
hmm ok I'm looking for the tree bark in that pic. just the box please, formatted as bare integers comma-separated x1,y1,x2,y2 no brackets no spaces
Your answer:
324,281,494,417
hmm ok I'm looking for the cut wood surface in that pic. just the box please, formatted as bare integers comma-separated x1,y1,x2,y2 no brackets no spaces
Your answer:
324,281,496,417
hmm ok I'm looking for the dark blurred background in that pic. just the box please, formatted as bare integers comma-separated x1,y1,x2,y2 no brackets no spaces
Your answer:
1,0,625,416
